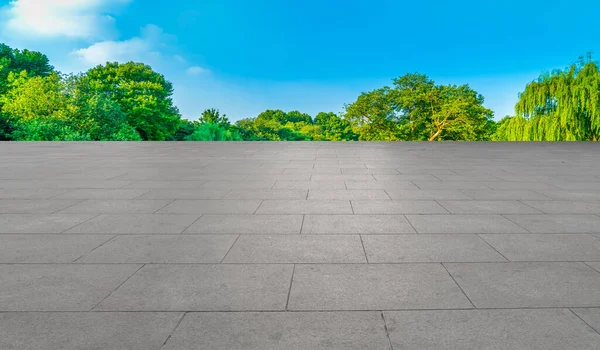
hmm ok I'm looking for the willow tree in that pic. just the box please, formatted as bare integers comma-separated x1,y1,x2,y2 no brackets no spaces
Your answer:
501,55,600,141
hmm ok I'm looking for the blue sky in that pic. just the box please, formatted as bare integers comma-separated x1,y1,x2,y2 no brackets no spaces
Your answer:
1,0,598,121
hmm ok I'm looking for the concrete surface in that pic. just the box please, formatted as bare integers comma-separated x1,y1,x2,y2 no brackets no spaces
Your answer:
1,141,600,349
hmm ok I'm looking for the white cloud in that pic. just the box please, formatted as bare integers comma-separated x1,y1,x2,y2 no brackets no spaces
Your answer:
186,66,209,75
71,24,170,66
2,0,130,39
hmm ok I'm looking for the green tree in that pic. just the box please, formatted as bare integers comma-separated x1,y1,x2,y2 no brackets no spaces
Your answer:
199,108,230,126
185,122,242,141
495,55,600,141
344,87,401,140
314,112,357,141
77,62,181,140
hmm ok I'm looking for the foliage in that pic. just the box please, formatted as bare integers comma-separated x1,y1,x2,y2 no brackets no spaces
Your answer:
345,73,494,141
1,41,598,143
77,62,181,140
493,55,600,141
184,122,242,141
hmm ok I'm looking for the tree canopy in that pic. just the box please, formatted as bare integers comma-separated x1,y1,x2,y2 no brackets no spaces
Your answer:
1,41,598,142
493,55,600,141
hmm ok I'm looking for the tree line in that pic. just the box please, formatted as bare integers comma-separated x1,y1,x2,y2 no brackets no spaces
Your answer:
1,43,598,141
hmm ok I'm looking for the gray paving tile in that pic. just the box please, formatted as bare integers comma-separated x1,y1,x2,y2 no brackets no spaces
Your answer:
523,200,600,214
505,214,600,233
536,190,600,201
96,264,293,311
124,180,205,189
162,312,390,350
272,180,346,189
157,200,262,214
572,308,600,335
480,234,600,261
58,199,172,214
136,188,229,199
256,200,353,214
385,309,600,350
345,181,418,190
460,189,552,200
184,214,303,234
64,214,199,234
445,262,600,308
385,189,472,200
310,174,376,181
0,312,183,350
0,199,81,213
52,189,150,199
483,181,558,190
288,264,473,310
406,214,528,233
223,189,308,199
0,188,71,199
0,214,95,233
302,214,416,234
223,235,366,263
412,181,490,190
307,189,390,200
362,234,506,263
0,235,111,263
203,180,276,189
78,235,237,263
585,262,600,272
351,200,449,214
438,200,542,214
0,264,141,311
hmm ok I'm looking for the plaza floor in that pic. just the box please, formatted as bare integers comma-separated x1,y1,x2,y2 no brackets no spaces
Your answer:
1,141,600,349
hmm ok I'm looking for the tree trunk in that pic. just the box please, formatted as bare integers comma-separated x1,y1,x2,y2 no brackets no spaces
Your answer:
428,127,443,141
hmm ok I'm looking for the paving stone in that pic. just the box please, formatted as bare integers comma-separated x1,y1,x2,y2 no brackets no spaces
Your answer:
0,312,183,350
307,189,390,200
505,214,600,233
202,180,276,189
406,214,528,233
480,234,600,261
0,235,111,263
385,189,472,200
384,309,600,350
0,188,72,199
0,199,81,213
223,189,308,199
535,190,600,201
412,181,490,190
438,200,542,214
124,180,205,189
288,264,472,310
58,199,172,214
571,308,600,334
0,264,141,311
445,262,600,308
272,180,346,189
523,200,600,214
344,181,419,190
157,199,262,214
64,214,199,234
310,174,376,181
362,234,506,263
302,214,416,234
460,189,552,200
52,188,151,199
0,214,95,233
223,235,366,263
136,188,229,199
96,264,293,311
184,214,303,234
162,312,390,350
256,200,353,214
483,181,558,190
351,200,449,214
78,235,237,263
